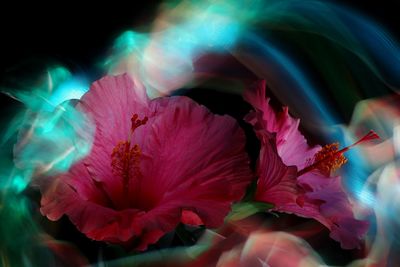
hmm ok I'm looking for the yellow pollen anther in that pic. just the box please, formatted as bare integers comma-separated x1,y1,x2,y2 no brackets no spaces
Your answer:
312,143,347,176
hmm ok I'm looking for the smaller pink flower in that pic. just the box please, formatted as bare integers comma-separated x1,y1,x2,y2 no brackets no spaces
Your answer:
35,74,252,250
244,80,377,249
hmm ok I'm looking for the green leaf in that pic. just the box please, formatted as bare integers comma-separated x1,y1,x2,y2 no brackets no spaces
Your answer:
226,201,274,222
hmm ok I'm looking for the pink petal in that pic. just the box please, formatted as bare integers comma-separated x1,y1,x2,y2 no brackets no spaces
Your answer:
244,80,319,169
254,136,299,208
329,217,369,250
181,210,204,226
300,172,369,249
76,74,151,208
78,73,149,146
140,96,252,228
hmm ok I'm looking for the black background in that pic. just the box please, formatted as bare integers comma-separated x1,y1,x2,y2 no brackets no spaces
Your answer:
1,0,399,101
1,1,400,84
1,0,399,120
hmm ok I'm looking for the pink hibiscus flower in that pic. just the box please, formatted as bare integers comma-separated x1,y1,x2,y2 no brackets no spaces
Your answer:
244,80,377,249
37,74,252,250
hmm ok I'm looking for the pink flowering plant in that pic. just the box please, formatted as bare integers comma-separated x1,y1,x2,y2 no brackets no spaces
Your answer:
18,73,377,259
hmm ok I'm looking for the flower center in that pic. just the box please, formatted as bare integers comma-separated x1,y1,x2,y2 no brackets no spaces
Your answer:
111,114,148,196
297,130,379,177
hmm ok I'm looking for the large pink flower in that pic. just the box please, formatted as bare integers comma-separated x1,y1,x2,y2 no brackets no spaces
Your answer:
37,74,252,250
244,80,374,249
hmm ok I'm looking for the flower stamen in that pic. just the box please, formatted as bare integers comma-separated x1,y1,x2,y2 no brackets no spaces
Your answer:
111,114,148,195
297,130,379,177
